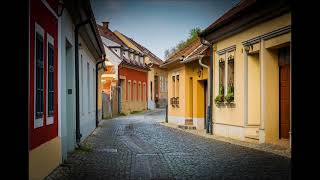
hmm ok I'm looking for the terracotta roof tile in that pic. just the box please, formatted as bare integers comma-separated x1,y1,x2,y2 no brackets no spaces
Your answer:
98,24,126,46
200,0,256,36
164,38,202,64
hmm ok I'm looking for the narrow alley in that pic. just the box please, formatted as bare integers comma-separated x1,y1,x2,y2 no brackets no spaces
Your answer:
46,109,290,180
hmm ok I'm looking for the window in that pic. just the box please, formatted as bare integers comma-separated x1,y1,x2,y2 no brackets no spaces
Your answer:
150,81,153,100
138,82,142,101
172,76,175,97
87,62,90,113
226,52,235,102
35,31,44,121
219,55,225,95
133,81,136,101
143,83,146,101
47,34,54,123
128,81,131,101
227,53,234,87
176,75,179,97
81,55,84,114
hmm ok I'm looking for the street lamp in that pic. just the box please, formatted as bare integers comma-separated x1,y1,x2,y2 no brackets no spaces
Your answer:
57,0,64,17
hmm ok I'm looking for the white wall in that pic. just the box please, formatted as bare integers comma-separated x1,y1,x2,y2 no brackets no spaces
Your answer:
59,9,75,161
79,36,97,141
101,36,122,80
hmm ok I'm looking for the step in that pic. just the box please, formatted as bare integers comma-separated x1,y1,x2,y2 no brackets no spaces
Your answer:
185,119,193,125
245,135,259,140
178,125,196,130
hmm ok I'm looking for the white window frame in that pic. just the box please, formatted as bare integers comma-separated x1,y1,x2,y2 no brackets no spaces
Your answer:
46,33,54,125
34,22,45,129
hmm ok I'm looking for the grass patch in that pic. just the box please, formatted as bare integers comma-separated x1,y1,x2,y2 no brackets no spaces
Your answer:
73,144,92,154
119,112,127,116
130,110,142,114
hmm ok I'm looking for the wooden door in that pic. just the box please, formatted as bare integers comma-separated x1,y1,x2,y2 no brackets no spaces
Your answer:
279,47,290,139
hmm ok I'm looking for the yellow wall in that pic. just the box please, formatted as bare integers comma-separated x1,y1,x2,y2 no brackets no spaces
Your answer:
167,65,186,117
247,53,260,125
167,57,209,128
212,12,291,128
264,48,280,143
29,137,61,180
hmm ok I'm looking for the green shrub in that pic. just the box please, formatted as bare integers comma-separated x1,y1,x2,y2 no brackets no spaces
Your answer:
215,84,224,105
225,84,234,103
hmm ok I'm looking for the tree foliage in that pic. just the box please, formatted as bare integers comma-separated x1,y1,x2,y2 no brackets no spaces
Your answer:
164,27,201,60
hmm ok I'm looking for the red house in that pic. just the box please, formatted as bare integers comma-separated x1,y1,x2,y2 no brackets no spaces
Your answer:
29,0,60,179
118,47,149,114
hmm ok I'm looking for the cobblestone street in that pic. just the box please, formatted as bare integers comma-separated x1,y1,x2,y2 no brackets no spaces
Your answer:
46,109,291,180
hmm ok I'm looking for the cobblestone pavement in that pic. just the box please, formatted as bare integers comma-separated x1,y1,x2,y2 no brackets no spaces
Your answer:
46,109,291,180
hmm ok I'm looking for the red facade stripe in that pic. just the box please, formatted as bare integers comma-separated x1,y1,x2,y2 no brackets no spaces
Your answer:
29,0,58,150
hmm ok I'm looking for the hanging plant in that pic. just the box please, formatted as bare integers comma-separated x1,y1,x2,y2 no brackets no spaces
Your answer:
215,84,224,105
225,84,234,103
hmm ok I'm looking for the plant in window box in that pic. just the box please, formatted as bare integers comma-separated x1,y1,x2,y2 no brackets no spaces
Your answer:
215,84,224,106
225,84,234,104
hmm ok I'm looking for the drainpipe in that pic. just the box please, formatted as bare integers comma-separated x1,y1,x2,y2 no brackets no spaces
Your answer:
200,37,214,134
75,18,91,147
198,55,209,131
96,56,106,128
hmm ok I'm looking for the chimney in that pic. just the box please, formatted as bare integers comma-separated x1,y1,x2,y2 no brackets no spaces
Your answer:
102,21,109,30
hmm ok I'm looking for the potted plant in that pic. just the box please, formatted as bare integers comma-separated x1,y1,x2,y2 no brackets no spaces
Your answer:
225,84,234,104
215,84,224,106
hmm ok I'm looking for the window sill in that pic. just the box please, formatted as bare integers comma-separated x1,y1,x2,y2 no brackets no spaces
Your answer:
215,102,236,108
46,116,54,125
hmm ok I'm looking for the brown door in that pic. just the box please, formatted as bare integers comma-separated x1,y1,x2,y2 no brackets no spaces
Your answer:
279,47,290,139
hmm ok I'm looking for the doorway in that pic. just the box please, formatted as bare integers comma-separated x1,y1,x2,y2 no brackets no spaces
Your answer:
279,46,290,139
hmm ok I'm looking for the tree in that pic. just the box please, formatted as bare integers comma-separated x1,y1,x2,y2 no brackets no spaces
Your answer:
163,27,202,59
164,49,170,59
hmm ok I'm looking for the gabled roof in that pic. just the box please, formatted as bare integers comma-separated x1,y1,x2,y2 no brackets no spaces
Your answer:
200,0,256,37
199,0,290,42
164,38,202,64
97,24,126,47
116,32,164,65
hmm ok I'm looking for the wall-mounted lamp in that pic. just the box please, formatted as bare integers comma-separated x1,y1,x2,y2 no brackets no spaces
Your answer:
57,0,65,17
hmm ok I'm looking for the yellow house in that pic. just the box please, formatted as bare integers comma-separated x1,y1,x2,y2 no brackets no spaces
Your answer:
114,31,168,109
200,0,291,146
161,39,210,129
164,0,291,148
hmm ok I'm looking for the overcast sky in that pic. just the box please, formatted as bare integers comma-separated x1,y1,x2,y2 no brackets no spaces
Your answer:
91,0,239,60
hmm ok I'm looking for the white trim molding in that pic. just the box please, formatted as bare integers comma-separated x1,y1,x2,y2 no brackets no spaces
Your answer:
34,22,45,129
41,0,58,19
46,33,54,125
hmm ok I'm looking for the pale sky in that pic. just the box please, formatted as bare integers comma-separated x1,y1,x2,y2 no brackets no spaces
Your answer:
91,0,239,60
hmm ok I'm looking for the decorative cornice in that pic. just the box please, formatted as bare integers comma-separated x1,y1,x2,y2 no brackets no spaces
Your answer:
217,45,236,55
242,25,291,47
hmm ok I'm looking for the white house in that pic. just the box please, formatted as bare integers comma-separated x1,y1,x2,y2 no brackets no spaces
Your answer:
58,0,105,161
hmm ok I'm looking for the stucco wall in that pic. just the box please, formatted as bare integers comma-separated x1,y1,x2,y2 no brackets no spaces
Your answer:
79,36,97,141
167,65,186,118
119,66,148,114
247,53,260,125
29,137,61,180
212,12,291,128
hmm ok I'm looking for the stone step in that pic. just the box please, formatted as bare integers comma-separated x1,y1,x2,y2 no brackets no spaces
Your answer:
178,125,196,130
245,135,259,140
185,119,193,125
